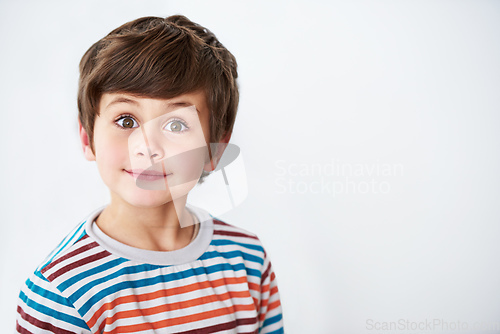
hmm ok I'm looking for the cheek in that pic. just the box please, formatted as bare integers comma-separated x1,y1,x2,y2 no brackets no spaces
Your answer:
167,147,207,193
169,146,207,177
95,136,129,172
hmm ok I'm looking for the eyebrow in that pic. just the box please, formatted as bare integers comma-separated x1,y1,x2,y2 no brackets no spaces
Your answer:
105,97,199,113
105,97,139,109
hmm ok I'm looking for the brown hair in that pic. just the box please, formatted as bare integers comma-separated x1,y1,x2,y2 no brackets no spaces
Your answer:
78,15,238,182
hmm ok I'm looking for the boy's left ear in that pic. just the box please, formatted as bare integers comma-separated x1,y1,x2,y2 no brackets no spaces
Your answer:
204,131,232,172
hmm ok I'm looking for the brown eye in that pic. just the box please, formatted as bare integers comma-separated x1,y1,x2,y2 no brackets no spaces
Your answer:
166,120,187,132
123,118,134,128
116,116,138,129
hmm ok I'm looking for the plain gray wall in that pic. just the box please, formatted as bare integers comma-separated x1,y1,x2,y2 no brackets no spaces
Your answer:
1,0,500,333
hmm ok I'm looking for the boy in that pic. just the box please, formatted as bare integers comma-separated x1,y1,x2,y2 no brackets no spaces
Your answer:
16,15,283,333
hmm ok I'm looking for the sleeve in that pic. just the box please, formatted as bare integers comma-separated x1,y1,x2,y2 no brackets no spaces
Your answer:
258,252,284,334
16,270,92,334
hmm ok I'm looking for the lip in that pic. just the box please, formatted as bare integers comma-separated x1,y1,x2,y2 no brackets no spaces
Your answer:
125,169,172,181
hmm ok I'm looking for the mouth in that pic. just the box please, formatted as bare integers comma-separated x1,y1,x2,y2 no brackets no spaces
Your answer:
124,169,172,181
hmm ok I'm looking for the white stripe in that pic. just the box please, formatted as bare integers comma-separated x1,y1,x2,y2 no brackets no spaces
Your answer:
20,204,282,333
212,241,265,259
22,277,79,319
42,238,104,280
261,318,283,334
108,311,247,333
73,255,256,309
86,273,254,329
37,220,87,272
52,254,123,297
212,232,261,246
213,222,258,237
17,291,89,333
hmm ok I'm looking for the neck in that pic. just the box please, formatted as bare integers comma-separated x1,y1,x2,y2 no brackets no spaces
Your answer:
95,192,196,251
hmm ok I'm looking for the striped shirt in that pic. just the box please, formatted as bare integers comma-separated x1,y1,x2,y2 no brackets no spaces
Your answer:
16,205,283,333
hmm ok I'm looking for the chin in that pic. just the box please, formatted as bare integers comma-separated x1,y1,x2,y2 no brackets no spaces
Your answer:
121,190,175,208
169,181,198,200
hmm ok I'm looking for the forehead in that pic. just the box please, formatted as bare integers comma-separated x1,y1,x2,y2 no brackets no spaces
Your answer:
99,91,210,116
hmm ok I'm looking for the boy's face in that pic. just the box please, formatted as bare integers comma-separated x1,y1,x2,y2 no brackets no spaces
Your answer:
80,90,215,208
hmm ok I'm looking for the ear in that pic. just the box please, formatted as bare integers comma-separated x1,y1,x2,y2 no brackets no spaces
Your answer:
204,131,232,172
79,119,96,161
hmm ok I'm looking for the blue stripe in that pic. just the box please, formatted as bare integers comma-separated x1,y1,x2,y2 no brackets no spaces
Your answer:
69,263,167,302
199,250,264,266
38,222,87,271
262,314,283,329
265,327,284,334
19,291,89,330
45,223,86,264
198,251,262,277
69,251,263,308
77,262,254,315
245,267,261,278
26,277,73,307
34,270,49,282
211,239,264,253
57,258,129,292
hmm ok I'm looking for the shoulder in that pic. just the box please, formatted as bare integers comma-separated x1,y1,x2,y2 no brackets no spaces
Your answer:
212,218,260,241
209,217,270,266
35,207,106,280
189,203,268,256
36,219,89,274
212,217,262,246
17,213,100,333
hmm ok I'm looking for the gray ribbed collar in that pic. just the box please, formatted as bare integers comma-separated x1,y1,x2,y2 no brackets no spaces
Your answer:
84,204,214,266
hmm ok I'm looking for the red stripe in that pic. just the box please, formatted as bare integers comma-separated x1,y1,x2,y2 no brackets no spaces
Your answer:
77,233,90,242
252,297,259,309
268,299,281,312
47,250,111,281
260,288,270,311
17,305,75,334
88,276,252,329
248,282,260,293
108,302,257,332
98,319,106,334
213,219,230,226
270,285,279,297
213,230,258,240
173,316,258,334
100,290,254,328
41,237,96,274
261,262,271,283
261,283,270,295
16,321,33,334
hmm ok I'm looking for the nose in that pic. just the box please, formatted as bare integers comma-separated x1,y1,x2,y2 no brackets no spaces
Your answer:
137,145,163,160
130,126,166,162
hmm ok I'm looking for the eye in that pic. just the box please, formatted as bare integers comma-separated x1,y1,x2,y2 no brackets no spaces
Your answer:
165,119,188,133
116,116,138,129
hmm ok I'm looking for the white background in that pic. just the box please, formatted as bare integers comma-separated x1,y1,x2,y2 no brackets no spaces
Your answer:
1,1,500,333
